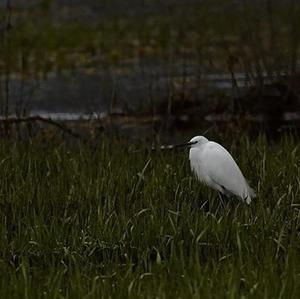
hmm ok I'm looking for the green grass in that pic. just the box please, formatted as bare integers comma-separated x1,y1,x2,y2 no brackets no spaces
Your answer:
1,1,299,75
0,134,300,298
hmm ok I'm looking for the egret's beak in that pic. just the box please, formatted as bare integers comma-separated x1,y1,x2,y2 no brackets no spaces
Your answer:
173,141,197,148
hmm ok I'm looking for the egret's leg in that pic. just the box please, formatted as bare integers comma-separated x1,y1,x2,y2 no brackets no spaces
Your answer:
218,192,229,207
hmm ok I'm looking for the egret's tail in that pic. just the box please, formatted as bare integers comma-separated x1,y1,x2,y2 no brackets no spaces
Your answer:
245,186,256,204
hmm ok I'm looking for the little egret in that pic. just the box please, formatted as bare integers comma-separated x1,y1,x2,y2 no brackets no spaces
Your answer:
175,136,255,204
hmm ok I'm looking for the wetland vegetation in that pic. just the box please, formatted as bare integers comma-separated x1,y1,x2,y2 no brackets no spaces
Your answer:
0,1,300,298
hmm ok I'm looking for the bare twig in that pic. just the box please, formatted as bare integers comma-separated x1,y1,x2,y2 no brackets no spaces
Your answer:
0,116,81,139
4,0,12,118
290,0,300,75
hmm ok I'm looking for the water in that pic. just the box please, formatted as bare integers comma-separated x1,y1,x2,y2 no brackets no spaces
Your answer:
3,65,265,114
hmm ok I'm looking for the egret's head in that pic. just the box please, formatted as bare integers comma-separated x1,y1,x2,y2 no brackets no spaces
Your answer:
174,135,208,149
189,136,209,148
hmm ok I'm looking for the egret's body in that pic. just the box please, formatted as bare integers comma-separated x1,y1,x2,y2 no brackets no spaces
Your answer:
182,136,255,204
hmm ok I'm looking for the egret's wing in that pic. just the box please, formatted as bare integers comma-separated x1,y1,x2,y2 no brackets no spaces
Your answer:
202,142,253,202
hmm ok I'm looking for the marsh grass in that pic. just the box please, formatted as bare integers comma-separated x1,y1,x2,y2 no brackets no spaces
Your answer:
1,1,299,75
0,134,299,298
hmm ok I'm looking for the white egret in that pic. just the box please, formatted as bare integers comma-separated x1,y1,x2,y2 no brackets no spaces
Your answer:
175,136,255,204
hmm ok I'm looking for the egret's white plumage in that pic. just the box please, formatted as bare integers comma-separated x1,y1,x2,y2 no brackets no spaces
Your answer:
187,136,255,204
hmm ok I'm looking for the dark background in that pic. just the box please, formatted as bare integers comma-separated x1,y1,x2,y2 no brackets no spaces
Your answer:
0,0,299,135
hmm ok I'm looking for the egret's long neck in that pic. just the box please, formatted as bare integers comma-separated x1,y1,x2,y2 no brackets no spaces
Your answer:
189,143,205,160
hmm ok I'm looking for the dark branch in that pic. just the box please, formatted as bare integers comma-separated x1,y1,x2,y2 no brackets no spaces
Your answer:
0,116,81,139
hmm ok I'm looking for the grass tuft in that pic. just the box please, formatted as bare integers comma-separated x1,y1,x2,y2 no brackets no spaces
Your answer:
0,134,300,298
